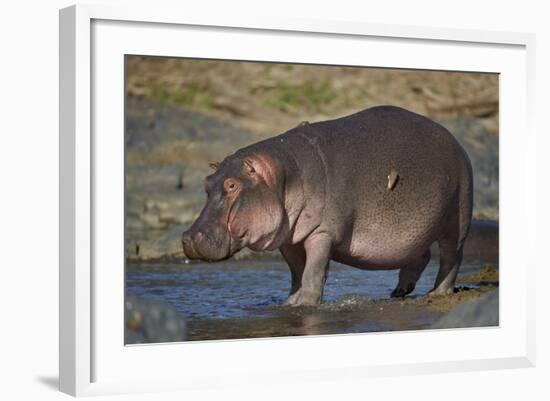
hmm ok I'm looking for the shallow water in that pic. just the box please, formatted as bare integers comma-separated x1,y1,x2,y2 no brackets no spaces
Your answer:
126,259,487,341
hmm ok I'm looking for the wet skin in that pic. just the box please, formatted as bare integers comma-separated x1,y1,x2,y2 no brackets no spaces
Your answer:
182,106,473,306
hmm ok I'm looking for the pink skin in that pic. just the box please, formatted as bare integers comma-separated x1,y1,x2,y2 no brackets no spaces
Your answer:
226,154,289,252
182,152,296,262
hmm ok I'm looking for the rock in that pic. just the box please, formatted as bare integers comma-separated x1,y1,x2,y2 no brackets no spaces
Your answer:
125,293,187,344
430,290,498,329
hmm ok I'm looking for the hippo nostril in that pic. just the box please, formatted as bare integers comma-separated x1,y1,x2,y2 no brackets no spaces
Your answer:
192,231,204,241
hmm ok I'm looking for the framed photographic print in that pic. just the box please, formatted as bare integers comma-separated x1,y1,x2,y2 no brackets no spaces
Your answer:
59,4,536,397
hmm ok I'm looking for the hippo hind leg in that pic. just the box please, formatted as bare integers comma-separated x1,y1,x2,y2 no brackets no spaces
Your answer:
391,250,431,298
430,174,472,296
280,243,306,305
430,236,463,296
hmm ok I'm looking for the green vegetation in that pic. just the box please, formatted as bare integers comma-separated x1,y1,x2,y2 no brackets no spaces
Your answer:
150,84,212,109
265,80,336,113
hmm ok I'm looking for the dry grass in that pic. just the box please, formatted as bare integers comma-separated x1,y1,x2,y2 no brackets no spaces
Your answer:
126,56,498,138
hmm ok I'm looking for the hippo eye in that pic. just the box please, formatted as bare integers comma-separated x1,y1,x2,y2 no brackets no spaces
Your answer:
224,179,239,193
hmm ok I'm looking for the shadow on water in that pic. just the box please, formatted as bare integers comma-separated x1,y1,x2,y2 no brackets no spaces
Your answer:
126,259,495,342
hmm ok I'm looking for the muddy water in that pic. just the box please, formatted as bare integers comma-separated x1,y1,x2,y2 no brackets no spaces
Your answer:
126,259,489,341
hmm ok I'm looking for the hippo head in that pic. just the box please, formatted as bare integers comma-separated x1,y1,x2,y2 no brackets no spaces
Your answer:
182,152,288,261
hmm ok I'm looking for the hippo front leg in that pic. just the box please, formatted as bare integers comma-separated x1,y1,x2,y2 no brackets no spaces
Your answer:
290,233,332,306
280,243,306,305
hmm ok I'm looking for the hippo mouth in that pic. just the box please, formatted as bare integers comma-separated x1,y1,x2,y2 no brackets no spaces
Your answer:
181,237,199,260
182,230,239,262
226,230,245,258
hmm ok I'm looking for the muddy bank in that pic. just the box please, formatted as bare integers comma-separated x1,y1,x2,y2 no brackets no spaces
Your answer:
187,287,497,341
192,268,500,341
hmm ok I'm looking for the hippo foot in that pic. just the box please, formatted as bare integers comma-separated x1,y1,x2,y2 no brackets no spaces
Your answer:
390,283,415,298
285,289,322,307
427,287,455,297
390,287,407,298
284,291,301,306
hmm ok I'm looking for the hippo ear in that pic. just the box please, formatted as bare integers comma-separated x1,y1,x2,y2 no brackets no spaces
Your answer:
243,159,256,175
209,162,220,171
242,153,281,190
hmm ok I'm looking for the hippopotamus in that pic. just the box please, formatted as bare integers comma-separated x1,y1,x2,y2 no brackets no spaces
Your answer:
182,105,473,306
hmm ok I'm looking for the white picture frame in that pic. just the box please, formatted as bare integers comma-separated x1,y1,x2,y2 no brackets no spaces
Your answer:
59,3,536,397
